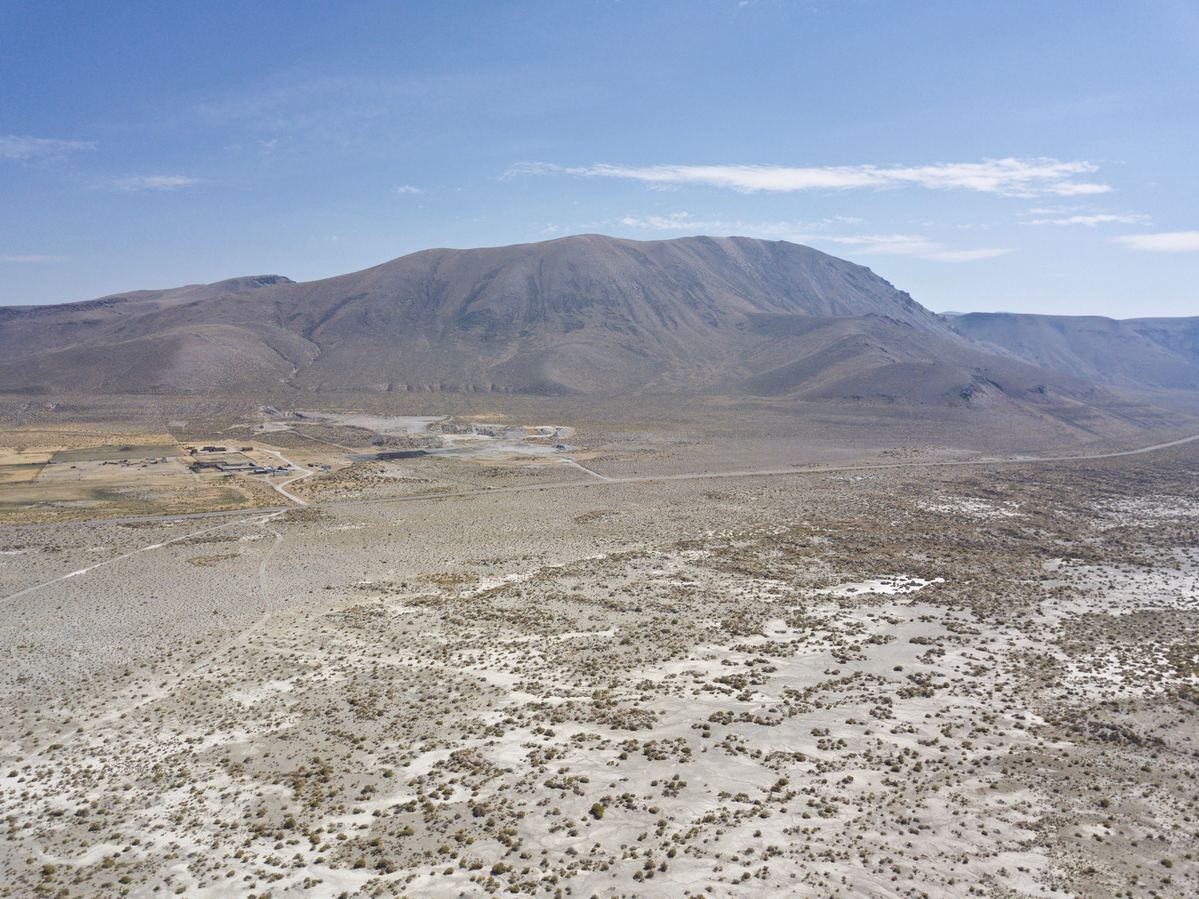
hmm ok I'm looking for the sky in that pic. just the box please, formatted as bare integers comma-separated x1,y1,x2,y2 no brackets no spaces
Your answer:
1,0,1197,315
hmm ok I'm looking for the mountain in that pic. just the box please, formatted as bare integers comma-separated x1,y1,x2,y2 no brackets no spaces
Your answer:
0,236,1169,429
0,275,302,394
949,313,1199,394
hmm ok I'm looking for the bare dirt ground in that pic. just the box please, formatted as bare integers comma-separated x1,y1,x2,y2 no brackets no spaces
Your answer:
0,400,1196,898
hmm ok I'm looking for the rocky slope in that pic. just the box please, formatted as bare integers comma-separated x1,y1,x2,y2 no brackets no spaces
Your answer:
0,236,1155,428
949,312,1199,393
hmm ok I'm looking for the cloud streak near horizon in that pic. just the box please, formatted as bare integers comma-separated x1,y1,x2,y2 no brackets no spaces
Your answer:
1113,231,1199,252
106,174,203,192
510,157,1111,198
0,135,95,161
1027,212,1150,227
617,212,1012,262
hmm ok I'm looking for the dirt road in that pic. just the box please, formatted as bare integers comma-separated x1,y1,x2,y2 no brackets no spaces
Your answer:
4,432,1196,605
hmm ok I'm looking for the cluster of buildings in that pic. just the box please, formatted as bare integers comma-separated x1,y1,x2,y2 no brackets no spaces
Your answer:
186,444,291,476
190,459,292,475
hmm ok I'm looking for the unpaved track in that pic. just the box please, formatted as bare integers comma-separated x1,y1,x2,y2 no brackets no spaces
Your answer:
99,506,289,525
330,431,1199,510
257,448,314,506
4,432,1196,604
0,512,284,606
91,512,284,726
559,457,612,481
45,431,1199,528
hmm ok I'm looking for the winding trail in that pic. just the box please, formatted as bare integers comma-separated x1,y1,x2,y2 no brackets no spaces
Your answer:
2,431,1196,606
90,512,285,726
257,448,314,506
328,431,1199,511
559,457,612,481
0,512,283,607
36,431,1199,529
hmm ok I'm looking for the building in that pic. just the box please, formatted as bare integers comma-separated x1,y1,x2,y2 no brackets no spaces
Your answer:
216,462,256,472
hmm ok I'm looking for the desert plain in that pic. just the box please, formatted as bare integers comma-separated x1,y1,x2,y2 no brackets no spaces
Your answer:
0,397,1196,898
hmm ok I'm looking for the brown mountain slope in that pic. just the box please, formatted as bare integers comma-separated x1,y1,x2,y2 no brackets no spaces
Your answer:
0,236,1169,434
0,235,957,395
949,313,1199,393
260,234,956,395
0,275,304,392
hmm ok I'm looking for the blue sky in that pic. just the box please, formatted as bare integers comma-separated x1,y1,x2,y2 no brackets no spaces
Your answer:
2,0,1197,315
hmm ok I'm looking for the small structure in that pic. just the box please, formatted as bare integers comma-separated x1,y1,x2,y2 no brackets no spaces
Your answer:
473,423,508,437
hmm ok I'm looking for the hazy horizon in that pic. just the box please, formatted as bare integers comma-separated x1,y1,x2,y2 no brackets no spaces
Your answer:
4,229,1193,322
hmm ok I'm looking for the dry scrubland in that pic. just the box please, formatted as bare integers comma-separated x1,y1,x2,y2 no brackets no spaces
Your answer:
0,402,1197,898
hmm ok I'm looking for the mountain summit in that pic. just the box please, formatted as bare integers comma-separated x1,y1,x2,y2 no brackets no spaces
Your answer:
0,235,1100,410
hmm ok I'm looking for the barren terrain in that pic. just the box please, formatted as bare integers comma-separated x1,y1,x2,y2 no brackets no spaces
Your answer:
1,403,1196,898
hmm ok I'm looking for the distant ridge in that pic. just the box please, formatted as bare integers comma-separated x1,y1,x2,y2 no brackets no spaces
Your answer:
0,234,1188,431
950,312,1199,393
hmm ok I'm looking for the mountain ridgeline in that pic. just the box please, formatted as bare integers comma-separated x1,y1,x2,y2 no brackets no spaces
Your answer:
948,312,1199,393
0,235,1191,423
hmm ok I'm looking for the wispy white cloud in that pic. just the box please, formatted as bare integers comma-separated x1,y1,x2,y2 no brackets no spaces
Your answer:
395,184,424,194
816,234,1014,262
920,248,1014,262
815,233,943,255
615,213,1011,262
107,174,203,192
1113,231,1199,252
617,211,860,235
0,135,95,161
509,157,1111,198
0,254,65,263
1024,205,1085,215
1027,212,1150,226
